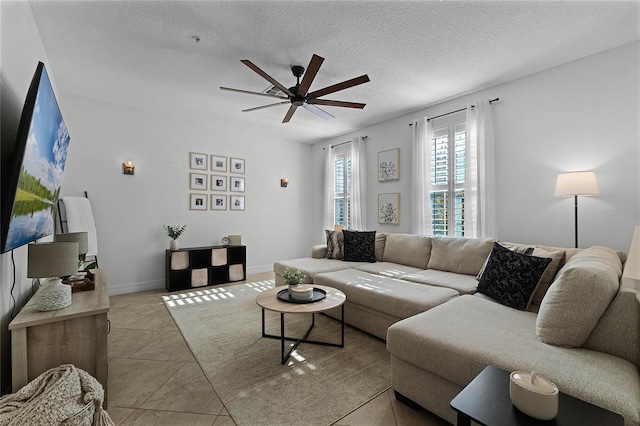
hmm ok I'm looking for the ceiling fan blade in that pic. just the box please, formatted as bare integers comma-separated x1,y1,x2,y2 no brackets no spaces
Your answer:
309,75,370,98
282,105,298,123
242,101,290,112
220,87,289,100
297,54,324,96
241,60,294,97
303,103,334,120
308,99,366,109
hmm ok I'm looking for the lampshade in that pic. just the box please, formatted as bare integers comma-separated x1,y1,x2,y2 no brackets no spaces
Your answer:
55,232,88,255
622,226,640,290
27,242,79,278
554,171,600,197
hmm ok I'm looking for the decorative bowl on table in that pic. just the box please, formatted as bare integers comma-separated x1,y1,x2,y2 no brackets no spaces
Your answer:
288,284,314,301
509,370,559,420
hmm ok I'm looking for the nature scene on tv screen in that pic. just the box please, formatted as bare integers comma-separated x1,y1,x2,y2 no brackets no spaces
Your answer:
5,66,70,251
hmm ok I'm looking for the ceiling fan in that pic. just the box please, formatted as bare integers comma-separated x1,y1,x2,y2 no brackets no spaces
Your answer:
220,54,370,123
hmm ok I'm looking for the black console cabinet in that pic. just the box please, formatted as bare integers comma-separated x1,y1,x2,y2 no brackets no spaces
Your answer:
165,245,246,292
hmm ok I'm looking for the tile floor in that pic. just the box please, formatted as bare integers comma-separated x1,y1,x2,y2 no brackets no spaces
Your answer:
106,272,450,426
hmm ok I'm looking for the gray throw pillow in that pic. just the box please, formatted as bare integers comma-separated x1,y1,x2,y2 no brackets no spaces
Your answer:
325,230,344,260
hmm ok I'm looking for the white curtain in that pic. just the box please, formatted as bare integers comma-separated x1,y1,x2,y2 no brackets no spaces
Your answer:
411,117,434,235
322,144,336,233
350,136,367,230
465,99,497,238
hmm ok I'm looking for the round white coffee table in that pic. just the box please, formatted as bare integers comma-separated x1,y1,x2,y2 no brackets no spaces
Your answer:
255,284,346,364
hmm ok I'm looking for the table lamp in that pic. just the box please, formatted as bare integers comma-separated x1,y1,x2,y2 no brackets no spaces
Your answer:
554,171,599,248
55,232,89,270
27,241,79,311
622,226,640,291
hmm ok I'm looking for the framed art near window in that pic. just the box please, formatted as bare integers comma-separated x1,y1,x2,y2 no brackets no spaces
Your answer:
378,148,400,181
190,152,207,170
230,195,245,211
211,175,227,191
230,176,245,192
211,194,227,210
230,157,245,174
378,193,400,224
190,173,207,190
190,193,208,211
211,155,227,172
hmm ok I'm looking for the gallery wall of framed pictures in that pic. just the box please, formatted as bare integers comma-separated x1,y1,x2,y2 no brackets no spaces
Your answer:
189,152,245,211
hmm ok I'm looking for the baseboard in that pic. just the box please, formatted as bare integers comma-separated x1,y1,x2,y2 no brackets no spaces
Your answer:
247,264,273,275
108,279,164,295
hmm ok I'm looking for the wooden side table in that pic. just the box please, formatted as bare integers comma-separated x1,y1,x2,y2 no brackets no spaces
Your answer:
9,269,110,407
450,365,623,426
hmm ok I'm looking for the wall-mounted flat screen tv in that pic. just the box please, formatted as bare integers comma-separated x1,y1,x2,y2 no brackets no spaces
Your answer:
1,62,70,253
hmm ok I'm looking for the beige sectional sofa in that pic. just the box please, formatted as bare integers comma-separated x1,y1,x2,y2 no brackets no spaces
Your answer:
273,232,640,426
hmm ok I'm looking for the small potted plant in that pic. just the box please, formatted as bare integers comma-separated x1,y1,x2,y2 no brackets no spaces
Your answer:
282,268,306,296
164,225,186,250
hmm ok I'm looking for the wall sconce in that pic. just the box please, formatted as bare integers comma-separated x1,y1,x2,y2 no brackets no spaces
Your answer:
123,160,135,175
281,178,289,188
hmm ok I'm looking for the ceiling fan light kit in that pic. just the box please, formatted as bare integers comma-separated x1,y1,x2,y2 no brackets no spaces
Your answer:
220,54,370,123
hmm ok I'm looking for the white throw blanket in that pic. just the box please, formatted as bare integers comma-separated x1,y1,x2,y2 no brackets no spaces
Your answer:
60,197,99,256
0,364,113,426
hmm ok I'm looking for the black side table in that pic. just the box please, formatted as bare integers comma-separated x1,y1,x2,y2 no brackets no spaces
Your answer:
450,365,624,426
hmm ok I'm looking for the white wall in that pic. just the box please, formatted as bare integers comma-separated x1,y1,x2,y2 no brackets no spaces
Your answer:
58,95,314,294
0,0,56,394
312,41,640,252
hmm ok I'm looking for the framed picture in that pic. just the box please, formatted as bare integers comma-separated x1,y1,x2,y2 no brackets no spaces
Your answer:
211,175,227,191
211,194,227,210
378,148,400,181
211,155,227,172
378,193,400,224
189,173,207,190
230,195,245,211
230,176,245,192
190,193,208,211
230,157,245,174
190,152,207,170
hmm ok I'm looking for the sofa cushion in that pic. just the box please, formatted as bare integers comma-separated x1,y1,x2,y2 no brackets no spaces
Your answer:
375,233,387,262
536,246,622,347
343,230,376,262
354,262,424,279
527,247,566,311
325,230,344,260
477,242,552,311
273,258,364,284
428,237,495,275
401,269,479,295
314,269,458,320
382,233,432,269
387,295,640,426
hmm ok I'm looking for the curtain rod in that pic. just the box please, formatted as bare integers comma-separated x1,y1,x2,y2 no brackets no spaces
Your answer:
409,98,500,126
323,136,368,150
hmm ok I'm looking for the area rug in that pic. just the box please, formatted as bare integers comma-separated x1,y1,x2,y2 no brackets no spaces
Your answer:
162,280,391,426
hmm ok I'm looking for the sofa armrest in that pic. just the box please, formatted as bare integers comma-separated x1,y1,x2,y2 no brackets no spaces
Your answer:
311,245,327,259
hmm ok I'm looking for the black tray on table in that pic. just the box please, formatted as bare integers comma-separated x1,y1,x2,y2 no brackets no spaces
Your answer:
277,288,326,304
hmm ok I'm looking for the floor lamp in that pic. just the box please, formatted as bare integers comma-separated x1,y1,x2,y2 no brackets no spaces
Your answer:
554,171,599,248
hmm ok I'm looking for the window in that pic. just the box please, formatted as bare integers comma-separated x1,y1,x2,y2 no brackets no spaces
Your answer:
430,119,466,237
334,147,351,228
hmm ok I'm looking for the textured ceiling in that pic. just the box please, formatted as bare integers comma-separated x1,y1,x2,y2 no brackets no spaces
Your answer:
30,1,639,144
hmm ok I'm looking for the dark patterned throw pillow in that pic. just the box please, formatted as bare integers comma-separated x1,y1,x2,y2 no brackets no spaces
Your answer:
477,242,552,311
343,230,376,263
325,230,344,260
